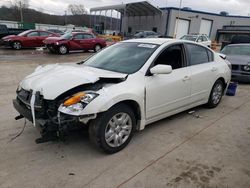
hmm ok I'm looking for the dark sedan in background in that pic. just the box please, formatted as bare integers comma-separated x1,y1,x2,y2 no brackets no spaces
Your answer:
221,44,250,82
43,32,107,54
0,30,59,50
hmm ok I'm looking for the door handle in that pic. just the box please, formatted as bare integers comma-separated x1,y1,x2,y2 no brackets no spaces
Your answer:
211,67,217,72
182,76,190,81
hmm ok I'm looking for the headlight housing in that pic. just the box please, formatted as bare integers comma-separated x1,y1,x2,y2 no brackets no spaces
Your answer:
55,42,59,45
60,92,99,115
243,64,250,71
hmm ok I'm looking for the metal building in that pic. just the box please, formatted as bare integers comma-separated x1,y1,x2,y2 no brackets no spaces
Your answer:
90,1,250,42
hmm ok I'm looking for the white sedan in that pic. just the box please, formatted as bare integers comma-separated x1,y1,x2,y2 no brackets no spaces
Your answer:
181,34,212,47
13,38,231,153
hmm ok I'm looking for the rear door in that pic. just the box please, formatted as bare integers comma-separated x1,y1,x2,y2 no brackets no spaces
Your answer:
185,43,217,103
38,31,51,46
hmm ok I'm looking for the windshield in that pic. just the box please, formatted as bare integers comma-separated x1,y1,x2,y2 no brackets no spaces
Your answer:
221,45,250,56
134,32,144,38
17,30,31,36
180,35,197,41
84,42,159,74
59,32,73,39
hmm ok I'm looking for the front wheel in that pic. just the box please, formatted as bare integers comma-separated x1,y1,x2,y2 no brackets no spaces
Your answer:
206,80,224,108
58,45,68,55
94,44,101,52
89,104,135,154
12,41,22,50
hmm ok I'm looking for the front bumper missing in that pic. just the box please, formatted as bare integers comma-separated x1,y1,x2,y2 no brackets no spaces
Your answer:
13,98,94,143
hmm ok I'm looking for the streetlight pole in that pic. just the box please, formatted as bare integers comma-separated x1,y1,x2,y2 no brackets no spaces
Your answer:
174,0,183,38
19,1,23,23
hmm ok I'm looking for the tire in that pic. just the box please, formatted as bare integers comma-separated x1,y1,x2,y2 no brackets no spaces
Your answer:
94,44,101,52
206,80,224,108
89,104,136,154
11,41,22,50
58,45,68,55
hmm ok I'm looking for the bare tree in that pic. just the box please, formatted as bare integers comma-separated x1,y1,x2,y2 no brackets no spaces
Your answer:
68,4,88,15
11,0,30,9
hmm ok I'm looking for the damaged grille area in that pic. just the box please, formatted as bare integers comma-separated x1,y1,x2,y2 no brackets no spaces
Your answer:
17,88,44,108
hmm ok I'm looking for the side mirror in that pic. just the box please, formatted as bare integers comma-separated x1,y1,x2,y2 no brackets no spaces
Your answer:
150,65,172,75
218,53,226,60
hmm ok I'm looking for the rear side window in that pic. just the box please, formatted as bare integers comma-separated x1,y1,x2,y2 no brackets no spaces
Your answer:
186,44,212,65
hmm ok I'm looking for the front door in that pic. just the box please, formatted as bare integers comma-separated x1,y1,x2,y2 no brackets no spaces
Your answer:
23,31,40,47
145,44,191,119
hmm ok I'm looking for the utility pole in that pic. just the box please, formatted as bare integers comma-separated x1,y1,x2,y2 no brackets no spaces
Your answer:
19,1,23,22
64,10,67,25
174,0,183,38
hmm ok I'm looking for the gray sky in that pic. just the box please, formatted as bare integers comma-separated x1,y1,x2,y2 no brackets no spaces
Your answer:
1,0,250,16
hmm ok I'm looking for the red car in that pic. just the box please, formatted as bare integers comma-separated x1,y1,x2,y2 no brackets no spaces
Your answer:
43,32,107,55
1,30,59,50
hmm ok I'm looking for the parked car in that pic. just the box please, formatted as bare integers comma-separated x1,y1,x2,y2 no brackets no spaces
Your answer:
43,32,107,54
47,29,64,35
0,24,27,39
221,35,250,50
133,31,161,38
0,30,59,49
181,34,211,47
13,39,231,153
221,44,250,82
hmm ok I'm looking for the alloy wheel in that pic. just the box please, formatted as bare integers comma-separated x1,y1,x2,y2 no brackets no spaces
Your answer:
105,112,132,148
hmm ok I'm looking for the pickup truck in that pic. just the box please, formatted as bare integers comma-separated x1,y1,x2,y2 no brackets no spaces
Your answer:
0,24,27,39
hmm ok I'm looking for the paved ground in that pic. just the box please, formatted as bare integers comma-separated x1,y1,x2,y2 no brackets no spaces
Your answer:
0,48,250,188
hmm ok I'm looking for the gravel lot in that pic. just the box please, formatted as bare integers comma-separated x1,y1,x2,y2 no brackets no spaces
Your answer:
0,48,250,188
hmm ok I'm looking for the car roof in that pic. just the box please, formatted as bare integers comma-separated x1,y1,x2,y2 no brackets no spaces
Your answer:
123,38,174,45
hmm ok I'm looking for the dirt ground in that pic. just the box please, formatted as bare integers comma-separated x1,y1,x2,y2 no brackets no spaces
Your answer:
0,48,250,188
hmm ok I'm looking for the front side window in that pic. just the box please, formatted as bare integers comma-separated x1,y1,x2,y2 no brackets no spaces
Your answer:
186,44,210,65
83,34,94,39
27,32,39,37
84,42,159,74
74,34,84,39
154,44,184,70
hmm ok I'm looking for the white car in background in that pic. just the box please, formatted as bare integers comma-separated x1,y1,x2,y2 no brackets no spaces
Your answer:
181,34,212,47
13,38,231,153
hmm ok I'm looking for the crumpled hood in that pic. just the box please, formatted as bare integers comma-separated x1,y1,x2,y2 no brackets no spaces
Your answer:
20,63,127,99
226,55,250,65
43,37,62,44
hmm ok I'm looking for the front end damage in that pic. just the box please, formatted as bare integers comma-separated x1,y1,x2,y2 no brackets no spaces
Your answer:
13,77,125,143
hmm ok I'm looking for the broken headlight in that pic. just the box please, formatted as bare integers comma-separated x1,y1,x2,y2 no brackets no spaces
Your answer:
59,92,99,115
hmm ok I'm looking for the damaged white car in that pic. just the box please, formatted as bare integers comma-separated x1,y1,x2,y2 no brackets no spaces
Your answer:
13,38,231,153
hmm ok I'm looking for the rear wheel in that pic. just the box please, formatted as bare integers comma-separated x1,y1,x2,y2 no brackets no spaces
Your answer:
89,104,135,154
12,41,22,50
58,45,68,55
206,80,224,108
94,44,101,52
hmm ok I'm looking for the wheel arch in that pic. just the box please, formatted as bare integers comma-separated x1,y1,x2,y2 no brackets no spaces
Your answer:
111,100,142,131
217,77,227,91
